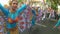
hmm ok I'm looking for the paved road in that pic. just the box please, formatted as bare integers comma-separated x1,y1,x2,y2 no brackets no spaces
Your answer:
20,19,60,34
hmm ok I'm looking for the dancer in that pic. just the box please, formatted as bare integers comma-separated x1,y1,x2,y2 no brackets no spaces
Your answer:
0,0,29,34
18,11,26,32
36,7,43,22
31,7,36,26
54,17,60,29
0,16,4,34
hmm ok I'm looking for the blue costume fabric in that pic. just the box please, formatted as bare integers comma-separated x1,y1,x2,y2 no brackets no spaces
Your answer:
0,4,27,29
55,19,60,27
31,9,36,26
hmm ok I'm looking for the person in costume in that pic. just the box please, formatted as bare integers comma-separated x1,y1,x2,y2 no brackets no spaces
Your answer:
36,7,43,22
24,6,32,29
31,7,36,26
0,16,4,34
0,0,29,34
18,12,26,32
42,8,47,20
49,9,55,19
18,5,36,32
17,2,31,32
54,15,60,29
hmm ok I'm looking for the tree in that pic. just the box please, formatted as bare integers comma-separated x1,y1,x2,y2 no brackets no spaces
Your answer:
46,0,58,10
51,0,58,10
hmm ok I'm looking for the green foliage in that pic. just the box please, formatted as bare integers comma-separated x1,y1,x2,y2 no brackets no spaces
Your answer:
18,0,22,3
51,0,58,10
46,0,58,10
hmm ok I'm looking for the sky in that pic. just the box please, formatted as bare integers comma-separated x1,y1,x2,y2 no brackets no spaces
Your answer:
0,0,9,6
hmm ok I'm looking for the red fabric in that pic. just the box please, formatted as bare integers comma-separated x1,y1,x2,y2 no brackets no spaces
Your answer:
15,17,19,22
19,16,23,20
8,17,19,23
20,22,24,25
8,18,13,23
20,26,24,29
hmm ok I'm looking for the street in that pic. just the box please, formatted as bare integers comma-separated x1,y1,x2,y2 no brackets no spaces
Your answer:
20,18,60,34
